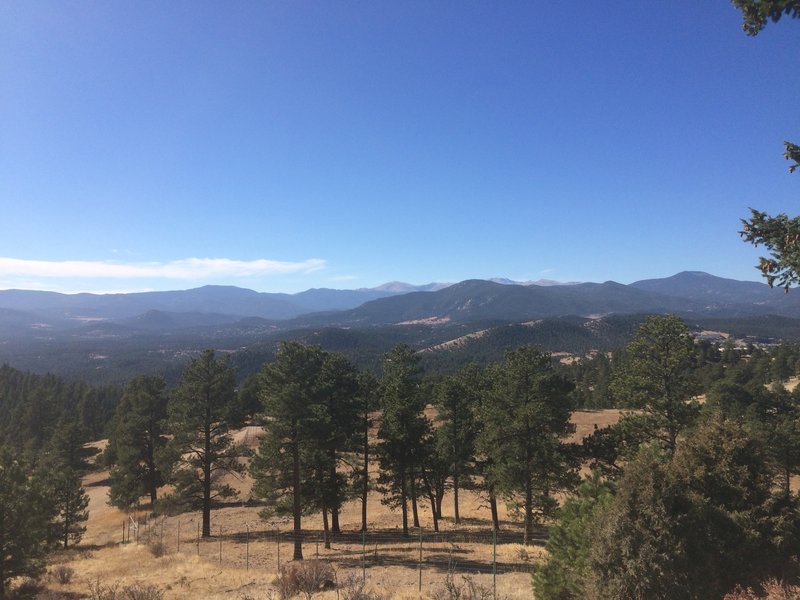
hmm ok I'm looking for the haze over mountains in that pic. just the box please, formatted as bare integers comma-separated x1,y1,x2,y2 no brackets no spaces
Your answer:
0,271,798,337
4,270,800,384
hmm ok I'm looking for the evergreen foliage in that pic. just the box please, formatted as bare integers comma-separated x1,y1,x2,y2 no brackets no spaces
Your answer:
250,342,362,559
107,375,169,510
375,344,429,537
611,315,701,455
476,346,577,544
0,364,119,456
0,446,52,599
46,466,89,549
533,471,614,600
433,364,484,524
160,350,243,537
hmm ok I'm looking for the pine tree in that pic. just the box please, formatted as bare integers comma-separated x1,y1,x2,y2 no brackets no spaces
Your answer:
161,350,243,538
433,364,483,524
533,471,614,600
611,315,700,456
0,446,52,599
107,375,168,510
251,341,329,561
375,344,429,537
47,467,89,549
477,346,577,544
318,352,361,536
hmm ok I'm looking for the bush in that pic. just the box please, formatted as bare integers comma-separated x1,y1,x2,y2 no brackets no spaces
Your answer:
120,583,164,600
51,565,75,585
432,573,494,600
274,560,335,600
87,580,120,600
147,541,167,558
338,573,391,600
87,580,164,600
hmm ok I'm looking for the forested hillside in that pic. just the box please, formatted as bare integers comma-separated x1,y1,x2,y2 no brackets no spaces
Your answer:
0,365,120,452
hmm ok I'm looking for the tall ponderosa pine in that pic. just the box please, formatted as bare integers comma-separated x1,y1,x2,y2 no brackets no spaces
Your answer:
434,364,483,524
477,346,577,544
108,375,168,510
251,342,340,560
318,352,361,536
376,344,429,537
611,315,700,456
162,350,243,538
357,370,378,532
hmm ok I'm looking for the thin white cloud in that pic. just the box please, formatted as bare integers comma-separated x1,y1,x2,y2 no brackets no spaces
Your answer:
0,257,326,280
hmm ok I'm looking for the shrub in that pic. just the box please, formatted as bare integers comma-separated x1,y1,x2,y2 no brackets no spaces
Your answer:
274,560,335,600
338,573,391,600
147,541,167,558
120,583,164,600
51,565,75,585
87,581,164,600
87,580,119,600
432,573,494,600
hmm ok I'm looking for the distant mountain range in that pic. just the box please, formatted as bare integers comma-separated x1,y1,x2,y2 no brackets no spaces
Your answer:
3,271,800,384
0,272,799,337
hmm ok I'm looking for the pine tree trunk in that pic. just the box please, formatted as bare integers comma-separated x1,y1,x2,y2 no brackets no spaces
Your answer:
453,472,460,524
400,469,409,536
410,469,420,528
292,438,303,561
202,422,212,538
63,505,70,549
489,486,500,532
322,505,331,549
524,478,533,546
329,450,341,534
429,491,439,532
331,507,340,535
361,412,369,531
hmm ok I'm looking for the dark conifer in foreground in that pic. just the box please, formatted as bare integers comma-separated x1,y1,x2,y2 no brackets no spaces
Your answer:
477,346,577,544
107,375,169,510
161,350,243,538
375,344,429,537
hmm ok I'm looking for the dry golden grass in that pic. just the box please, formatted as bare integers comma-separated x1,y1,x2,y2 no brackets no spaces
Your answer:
26,409,628,599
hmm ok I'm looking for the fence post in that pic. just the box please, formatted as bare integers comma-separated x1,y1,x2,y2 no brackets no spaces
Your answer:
177,520,180,553
197,521,200,555
122,520,126,544
246,524,250,571
277,530,281,573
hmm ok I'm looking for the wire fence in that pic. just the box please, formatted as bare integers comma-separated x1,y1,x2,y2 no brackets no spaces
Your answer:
121,513,543,596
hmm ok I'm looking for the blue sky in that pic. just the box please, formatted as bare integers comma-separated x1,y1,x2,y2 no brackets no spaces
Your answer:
1,1,797,294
